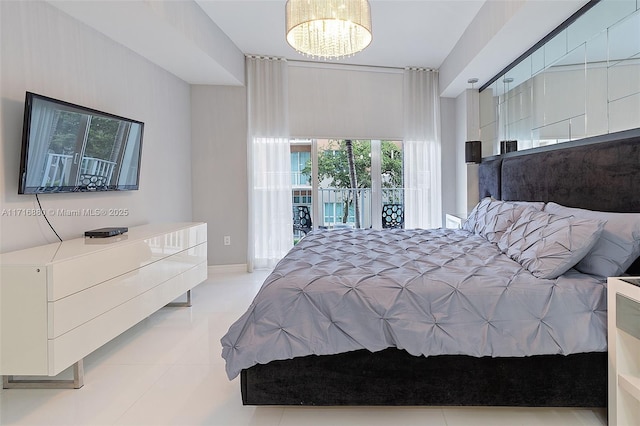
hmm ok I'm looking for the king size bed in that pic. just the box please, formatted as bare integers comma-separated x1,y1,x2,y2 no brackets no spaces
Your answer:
222,129,640,407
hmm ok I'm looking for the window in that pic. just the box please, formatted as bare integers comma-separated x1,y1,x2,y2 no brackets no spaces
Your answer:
289,138,404,233
290,150,311,186
293,194,312,204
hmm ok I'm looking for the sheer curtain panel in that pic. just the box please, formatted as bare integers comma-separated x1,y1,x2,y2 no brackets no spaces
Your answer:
403,68,442,229
246,56,293,271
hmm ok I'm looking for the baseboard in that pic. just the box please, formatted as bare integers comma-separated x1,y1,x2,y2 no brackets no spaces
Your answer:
207,264,248,274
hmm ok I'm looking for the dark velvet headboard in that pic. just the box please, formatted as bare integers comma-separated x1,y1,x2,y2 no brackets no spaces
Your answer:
478,129,640,274
478,158,502,200
478,131,640,213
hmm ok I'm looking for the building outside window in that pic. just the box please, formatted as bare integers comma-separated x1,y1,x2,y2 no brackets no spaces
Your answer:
323,202,355,226
291,150,310,186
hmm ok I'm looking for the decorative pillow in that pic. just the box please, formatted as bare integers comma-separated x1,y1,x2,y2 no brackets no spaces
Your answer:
544,202,640,277
462,197,492,233
498,208,606,279
462,198,539,244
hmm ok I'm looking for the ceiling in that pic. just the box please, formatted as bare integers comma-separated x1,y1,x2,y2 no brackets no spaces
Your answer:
46,0,590,97
195,0,485,70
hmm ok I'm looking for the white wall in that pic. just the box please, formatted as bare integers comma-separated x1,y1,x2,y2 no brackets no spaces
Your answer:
0,1,193,253
455,90,480,216
439,97,458,222
191,85,247,266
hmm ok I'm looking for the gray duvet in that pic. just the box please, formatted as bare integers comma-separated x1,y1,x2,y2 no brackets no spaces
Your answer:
221,228,607,380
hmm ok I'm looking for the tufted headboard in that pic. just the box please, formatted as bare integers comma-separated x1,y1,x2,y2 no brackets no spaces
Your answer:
478,130,640,213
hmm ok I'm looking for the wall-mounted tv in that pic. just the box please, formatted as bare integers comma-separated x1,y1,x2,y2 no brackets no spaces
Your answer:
18,92,144,194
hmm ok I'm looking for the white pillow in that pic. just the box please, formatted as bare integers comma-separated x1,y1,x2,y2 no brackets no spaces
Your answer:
462,197,492,233
463,198,542,244
498,208,606,279
544,202,640,277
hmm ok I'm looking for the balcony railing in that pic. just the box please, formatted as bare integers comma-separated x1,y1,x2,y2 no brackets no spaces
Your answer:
292,187,405,231
41,153,116,188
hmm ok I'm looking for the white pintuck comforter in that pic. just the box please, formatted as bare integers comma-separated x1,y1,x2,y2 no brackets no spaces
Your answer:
221,228,607,379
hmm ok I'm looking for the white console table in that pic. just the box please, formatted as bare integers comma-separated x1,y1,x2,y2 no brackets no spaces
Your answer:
0,222,207,388
608,276,640,426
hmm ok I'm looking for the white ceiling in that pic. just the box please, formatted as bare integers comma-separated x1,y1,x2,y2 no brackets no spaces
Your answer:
47,0,590,97
195,0,485,70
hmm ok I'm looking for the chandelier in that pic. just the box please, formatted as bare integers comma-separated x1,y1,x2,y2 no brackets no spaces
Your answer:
285,0,372,60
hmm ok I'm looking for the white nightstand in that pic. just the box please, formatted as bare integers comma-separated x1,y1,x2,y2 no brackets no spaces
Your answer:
608,276,640,426
445,213,466,229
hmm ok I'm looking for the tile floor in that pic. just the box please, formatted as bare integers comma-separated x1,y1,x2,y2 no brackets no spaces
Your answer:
0,270,608,426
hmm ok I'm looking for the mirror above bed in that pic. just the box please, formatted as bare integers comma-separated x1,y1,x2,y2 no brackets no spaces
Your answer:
478,0,640,156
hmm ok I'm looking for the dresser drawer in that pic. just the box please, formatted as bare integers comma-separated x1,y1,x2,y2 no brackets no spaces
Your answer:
48,224,207,301
617,293,640,340
48,243,207,338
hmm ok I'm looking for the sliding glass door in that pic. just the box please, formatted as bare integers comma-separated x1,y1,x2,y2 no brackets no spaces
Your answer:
290,138,403,240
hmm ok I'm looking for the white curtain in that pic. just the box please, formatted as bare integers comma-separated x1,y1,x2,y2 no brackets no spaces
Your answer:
246,56,293,271
403,68,442,229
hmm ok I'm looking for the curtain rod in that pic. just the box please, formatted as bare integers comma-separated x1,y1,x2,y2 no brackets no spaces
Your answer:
245,55,437,73
288,59,436,73
245,54,287,61
404,66,437,72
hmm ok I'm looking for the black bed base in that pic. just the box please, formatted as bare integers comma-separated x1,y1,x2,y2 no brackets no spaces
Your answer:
241,348,607,407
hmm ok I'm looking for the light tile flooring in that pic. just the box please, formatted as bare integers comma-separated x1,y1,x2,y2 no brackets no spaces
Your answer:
0,270,607,426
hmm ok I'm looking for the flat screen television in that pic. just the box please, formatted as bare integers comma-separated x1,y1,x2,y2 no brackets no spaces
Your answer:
18,92,144,194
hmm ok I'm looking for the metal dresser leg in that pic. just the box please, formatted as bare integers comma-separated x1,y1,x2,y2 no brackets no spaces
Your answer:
2,360,84,389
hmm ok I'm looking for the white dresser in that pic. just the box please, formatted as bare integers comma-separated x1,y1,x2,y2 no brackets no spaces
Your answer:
0,222,207,387
608,276,640,426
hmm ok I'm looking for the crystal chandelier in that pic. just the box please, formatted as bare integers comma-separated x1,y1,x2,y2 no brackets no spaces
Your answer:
285,0,372,60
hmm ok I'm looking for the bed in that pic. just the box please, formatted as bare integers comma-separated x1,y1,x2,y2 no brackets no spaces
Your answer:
222,129,640,406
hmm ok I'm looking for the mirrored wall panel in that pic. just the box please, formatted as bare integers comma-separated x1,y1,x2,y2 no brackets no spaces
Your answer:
479,0,640,155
